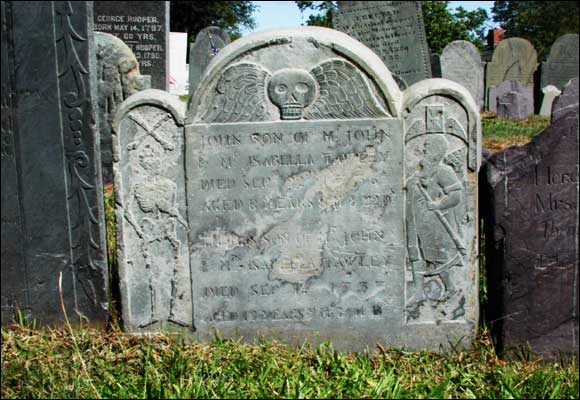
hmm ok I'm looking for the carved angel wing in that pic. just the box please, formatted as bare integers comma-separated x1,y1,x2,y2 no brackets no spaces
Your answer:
444,147,467,176
200,62,272,123
304,59,388,120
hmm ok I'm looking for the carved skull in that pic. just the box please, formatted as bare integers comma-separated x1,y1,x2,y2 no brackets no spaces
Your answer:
267,68,316,120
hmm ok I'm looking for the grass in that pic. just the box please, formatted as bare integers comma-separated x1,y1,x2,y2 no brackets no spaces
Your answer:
482,112,550,152
2,113,575,399
1,323,578,399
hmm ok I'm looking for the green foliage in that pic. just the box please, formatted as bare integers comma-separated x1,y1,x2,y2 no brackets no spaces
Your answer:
492,1,580,59
2,325,578,399
295,1,336,28
169,1,257,43
421,1,489,53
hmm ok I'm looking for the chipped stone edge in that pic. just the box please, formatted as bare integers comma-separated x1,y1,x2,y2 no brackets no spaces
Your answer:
187,26,404,123
111,89,186,330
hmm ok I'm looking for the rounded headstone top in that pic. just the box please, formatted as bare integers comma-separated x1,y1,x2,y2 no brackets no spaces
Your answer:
546,33,579,61
188,26,403,122
441,40,482,61
491,37,537,62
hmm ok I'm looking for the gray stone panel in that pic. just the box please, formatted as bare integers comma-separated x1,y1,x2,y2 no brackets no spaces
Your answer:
441,41,484,110
485,38,538,109
552,78,579,123
483,106,579,359
488,80,533,114
112,90,189,332
94,1,169,90
334,1,431,89
188,26,230,96
115,27,480,352
96,32,151,185
541,34,579,91
497,91,534,120
1,1,108,326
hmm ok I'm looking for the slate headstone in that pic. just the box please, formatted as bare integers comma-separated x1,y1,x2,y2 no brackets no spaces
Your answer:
488,80,533,114
440,41,484,110
1,1,108,325
483,105,579,359
188,26,230,96
486,38,538,110
541,34,579,91
497,91,534,120
94,1,169,90
539,85,562,117
334,1,431,89
96,32,151,185
551,77,579,123
113,27,481,352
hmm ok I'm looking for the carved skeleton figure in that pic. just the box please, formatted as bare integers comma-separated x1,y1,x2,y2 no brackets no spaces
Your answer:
124,115,187,328
405,135,466,310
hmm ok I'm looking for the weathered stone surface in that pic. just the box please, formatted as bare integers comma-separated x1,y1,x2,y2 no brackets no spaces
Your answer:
539,85,562,117
115,27,480,351
482,105,579,359
94,1,169,90
486,38,538,109
96,32,151,185
488,80,533,114
497,91,534,120
334,1,431,89
541,34,579,90
1,1,108,325
440,41,484,110
188,26,230,96
552,78,579,123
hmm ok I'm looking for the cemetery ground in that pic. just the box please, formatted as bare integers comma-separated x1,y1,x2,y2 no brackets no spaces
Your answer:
1,114,577,399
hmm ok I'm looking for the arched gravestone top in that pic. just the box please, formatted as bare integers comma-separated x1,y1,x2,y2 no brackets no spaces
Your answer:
541,33,579,90
115,27,481,351
486,37,538,90
188,26,231,96
440,40,484,110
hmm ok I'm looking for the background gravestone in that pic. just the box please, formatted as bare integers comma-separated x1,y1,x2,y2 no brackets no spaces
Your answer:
485,38,537,110
430,53,442,78
1,1,108,325
113,27,481,351
188,26,230,96
96,32,151,185
551,78,579,123
539,85,561,117
94,1,169,90
488,80,533,114
541,34,579,91
483,105,579,359
334,1,431,89
497,91,534,120
440,41,484,110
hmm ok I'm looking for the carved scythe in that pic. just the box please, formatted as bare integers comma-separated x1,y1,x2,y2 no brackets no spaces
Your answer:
416,182,467,257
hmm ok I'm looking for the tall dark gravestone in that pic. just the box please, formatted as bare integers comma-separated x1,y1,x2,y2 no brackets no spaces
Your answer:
483,106,579,359
1,1,108,325
112,27,481,352
334,1,431,89
94,1,169,90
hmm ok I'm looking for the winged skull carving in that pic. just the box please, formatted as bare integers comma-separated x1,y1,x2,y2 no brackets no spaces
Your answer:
200,58,388,123
200,62,272,123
